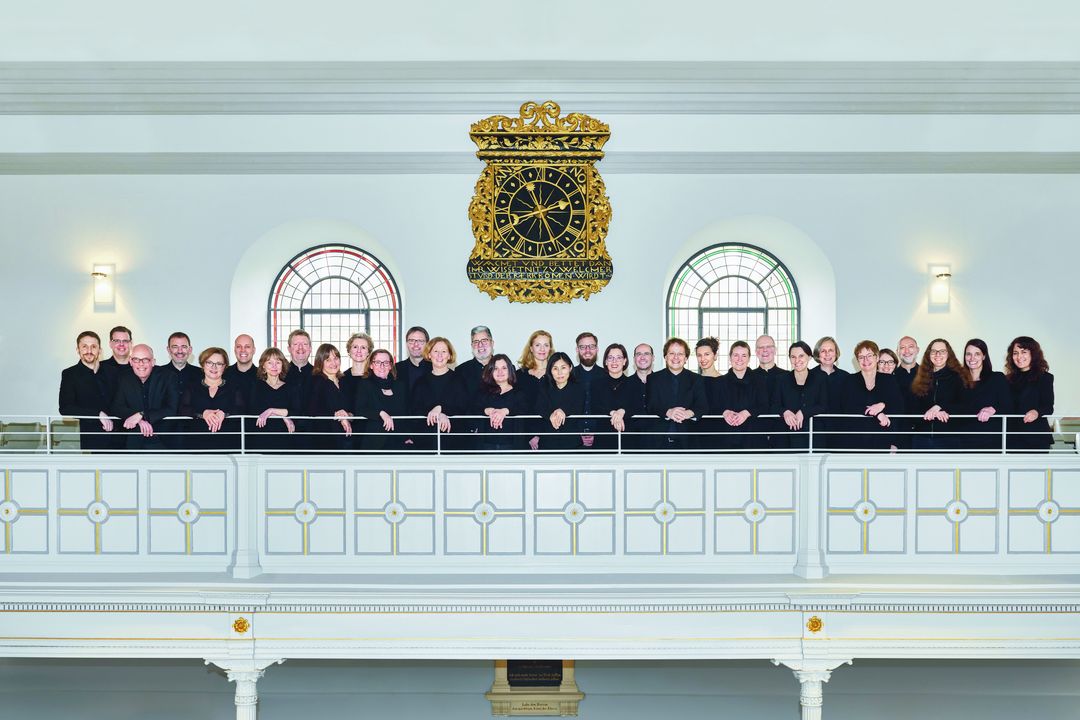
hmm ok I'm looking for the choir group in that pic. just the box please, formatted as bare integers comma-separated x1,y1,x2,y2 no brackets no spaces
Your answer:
57,323,1055,452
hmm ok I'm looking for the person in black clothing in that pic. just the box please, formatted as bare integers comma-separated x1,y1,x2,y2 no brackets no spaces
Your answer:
246,347,299,452
753,334,791,449
341,332,374,403
517,330,555,451
410,337,467,451
624,343,655,450
712,341,768,450
157,331,202,448
1004,336,1055,451
223,334,258,408
810,336,849,449
908,339,972,451
959,338,1012,451
100,325,135,380
572,332,602,440
286,329,314,448
354,349,410,451
591,343,633,450
694,338,723,449
111,343,179,451
893,336,921,450
835,340,904,451
396,326,433,393
535,351,586,451
179,347,245,452
694,337,721,379
456,325,496,449
306,343,354,452
877,349,899,375
774,341,829,451
646,338,708,449
58,330,117,451
475,354,527,451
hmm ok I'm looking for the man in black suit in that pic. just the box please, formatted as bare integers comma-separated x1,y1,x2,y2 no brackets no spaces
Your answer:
58,330,117,451
572,332,601,439
100,325,135,379
396,325,432,392
112,343,179,450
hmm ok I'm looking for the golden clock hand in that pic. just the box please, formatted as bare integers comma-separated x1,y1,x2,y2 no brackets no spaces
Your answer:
511,206,548,224
538,212,556,244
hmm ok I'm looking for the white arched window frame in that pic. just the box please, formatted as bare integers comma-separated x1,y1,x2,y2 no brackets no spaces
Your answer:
267,244,401,359
667,243,801,373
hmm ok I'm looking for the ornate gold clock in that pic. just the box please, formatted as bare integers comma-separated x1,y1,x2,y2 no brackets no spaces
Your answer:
467,101,612,303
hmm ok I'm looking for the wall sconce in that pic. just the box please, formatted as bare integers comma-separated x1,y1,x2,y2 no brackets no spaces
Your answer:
927,263,951,313
92,263,115,312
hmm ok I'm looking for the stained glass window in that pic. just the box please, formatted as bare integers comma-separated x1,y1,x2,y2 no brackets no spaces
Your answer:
267,244,401,359
667,244,800,373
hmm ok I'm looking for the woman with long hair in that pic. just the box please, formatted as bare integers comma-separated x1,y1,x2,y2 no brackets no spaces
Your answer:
908,338,972,450
1004,336,1055,451
307,343,353,451
958,338,1012,450
354,349,410,451
476,353,527,451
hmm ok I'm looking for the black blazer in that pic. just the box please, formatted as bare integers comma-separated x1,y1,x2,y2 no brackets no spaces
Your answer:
835,371,904,450
1007,371,1055,449
111,368,180,425
646,369,708,419
59,362,117,418
395,358,433,392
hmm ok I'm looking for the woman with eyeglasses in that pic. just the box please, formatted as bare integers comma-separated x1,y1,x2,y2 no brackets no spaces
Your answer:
590,343,634,450
354,349,410,451
773,341,829,451
646,338,708,450
534,351,586,451
877,349,899,375
307,343,353,452
180,347,245,452
958,338,1012,450
1004,336,1055,452
909,339,972,451
835,340,903,451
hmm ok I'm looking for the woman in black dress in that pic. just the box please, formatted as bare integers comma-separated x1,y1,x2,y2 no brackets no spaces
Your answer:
517,330,554,451
810,336,849,449
307,343,353,452
410,337,467,451
959,338,1012,451
1004,336,1055,452
591,343,633,450
774,341,828,451
534,351,586,451
646,338,708,450
835,340,903,451
908,338,971,451
475,354,528,452
341,332,373,403
246,348,299,453
180,347,245,452
354,349,410,451
713,341,768,451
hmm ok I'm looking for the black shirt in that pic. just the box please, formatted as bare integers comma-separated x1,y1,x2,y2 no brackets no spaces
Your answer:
156,362,203,403
223,364,258,407
456,358,489,398
395,358,433,393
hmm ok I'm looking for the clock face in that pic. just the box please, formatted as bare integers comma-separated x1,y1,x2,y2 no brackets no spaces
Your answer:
493,166,588,258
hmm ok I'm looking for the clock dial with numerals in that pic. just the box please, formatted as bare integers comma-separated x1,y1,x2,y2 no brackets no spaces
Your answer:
493,165,587,258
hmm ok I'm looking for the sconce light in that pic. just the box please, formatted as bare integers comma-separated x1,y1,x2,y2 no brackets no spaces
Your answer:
92,263,115,312
927,263,951,313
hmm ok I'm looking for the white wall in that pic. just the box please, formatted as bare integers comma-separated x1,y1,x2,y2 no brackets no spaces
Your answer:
2,172,1077,415
0,658,1077,719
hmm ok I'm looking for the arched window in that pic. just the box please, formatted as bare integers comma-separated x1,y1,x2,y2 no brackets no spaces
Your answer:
267,244,401,358
667,243,800,373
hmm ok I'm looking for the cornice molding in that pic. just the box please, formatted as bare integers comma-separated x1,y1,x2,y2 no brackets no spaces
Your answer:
2,151,1080,175
2,61,1080,115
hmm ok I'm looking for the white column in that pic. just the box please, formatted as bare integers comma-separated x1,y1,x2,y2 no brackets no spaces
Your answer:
206,659,284,720
229,455,263,579
773,659,851,720
793,454,828,579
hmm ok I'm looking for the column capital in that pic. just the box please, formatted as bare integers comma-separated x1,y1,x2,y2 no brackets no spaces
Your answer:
205,657,286,677
771,658,852,682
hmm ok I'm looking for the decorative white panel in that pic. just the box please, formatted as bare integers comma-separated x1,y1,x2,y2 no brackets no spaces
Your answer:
355,470,436,556
917,469,998,554
1,468,48,554
714,469,796,555
826,469,906,554
57,469,138,554
148,470,227,555
624,469,705,555
265,469,346,555
534,470,615,556
1009,469,1080,554
444,470,525,555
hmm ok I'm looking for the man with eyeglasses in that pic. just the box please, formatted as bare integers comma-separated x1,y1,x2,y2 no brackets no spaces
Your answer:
572,332,601,440
624,343,656,449
100,326,135,378
59,330,118,451
456,325,494,398
395,325,433,392
111,344,179,450
753,334,790,448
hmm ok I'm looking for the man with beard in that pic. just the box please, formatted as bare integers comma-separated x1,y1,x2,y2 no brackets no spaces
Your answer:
58,330,117,451
571,332,601,440
894,335,921,449
456,325,495,449
224,333,257,406
112,343,179,451
157,331,202,448
100,326,135,379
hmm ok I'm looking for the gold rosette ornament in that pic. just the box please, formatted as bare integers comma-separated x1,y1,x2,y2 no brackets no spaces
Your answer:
466,101,613,303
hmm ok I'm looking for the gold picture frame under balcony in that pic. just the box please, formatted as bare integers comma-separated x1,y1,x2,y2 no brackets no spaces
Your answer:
485,659,585,716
